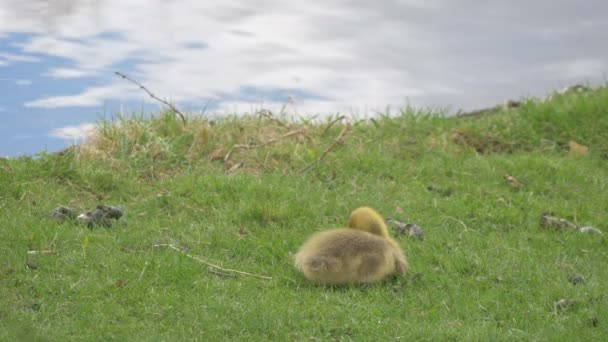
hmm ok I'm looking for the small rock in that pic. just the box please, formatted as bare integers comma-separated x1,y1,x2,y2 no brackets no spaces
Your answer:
405,223,424,241
567,274,585,285
387,218,409,237
78,210,112,228
49,206,77,223
97,205,123,219
426,184,453,197
539,212,578,230
504,99,521,109
579,226,604,236
76,205,124,228
504,174,523,188
386,218,425,241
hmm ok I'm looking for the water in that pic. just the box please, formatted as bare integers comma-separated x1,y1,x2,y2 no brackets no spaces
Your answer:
1,0,607,156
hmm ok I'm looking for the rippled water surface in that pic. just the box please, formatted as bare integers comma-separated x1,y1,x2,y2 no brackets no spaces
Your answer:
1,0,607,155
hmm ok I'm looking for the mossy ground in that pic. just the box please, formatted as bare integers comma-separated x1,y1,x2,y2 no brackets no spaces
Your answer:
1,87,607,340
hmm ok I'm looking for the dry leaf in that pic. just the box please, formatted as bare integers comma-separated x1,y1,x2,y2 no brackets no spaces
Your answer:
569,140,589,156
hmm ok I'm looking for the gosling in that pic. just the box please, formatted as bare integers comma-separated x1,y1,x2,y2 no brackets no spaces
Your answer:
294,207,408,285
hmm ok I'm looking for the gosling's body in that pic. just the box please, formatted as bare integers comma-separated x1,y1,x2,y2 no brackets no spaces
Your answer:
348,206,405,260
294,228,407,285
348,206,390,238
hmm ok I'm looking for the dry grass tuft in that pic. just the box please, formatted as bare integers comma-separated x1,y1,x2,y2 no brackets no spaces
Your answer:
76,111,351,175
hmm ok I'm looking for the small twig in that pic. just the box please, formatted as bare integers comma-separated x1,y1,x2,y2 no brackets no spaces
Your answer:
224,129,305,162
115,71,187,124
300,122,351,174
442,216,470,232
227,162,244,173
152,244,272,280
322,115,346,135
0,158,13,176
258,109,289,128
207,266,236,278
139,261,149,280
27,250,57,255
18,190,31,203
457,104,503,118
441,215,476,239
315,169,337,183
200,98,214,116
239,130,304,149
120,246,139,253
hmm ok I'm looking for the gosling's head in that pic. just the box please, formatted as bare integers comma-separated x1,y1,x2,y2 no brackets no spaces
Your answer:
347,206,390,239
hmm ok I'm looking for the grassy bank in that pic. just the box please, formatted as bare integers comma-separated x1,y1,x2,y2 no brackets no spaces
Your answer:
1,86,607,340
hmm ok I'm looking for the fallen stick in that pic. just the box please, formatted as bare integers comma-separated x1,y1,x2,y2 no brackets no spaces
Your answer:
206,266,236,278
115,71,187,124
152,244,272,280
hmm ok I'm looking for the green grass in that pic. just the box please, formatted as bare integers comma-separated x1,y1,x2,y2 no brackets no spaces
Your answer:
1,87,607,341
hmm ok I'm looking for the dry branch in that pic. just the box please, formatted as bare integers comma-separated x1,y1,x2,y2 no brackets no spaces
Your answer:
299,122,351,174
152,244,272,280
224,129,305,162
322,115,346,135
115,71,187,124
258,109,289,128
